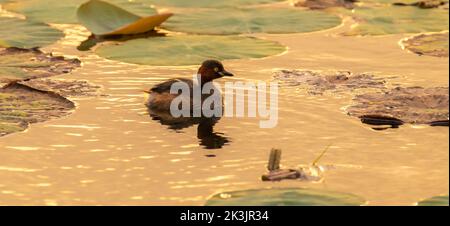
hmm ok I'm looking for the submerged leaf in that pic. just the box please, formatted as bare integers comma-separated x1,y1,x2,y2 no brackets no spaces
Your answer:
163,8,341,35
361,0,449,7
205,188,366,206
347,86,449,125
360,0,422,3
345,6,449,35
136,0,284,8
392,0,449,9
95,35,286,66
20,78,102,97
273,70,387,95
0,83,75,137
2,0,157,24
402,32,449,57
295,0,357,9
0,17,64,48
77,0,172,36
0,47,80,83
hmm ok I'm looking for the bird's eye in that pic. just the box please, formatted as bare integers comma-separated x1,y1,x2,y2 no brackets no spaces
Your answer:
214,67,219,72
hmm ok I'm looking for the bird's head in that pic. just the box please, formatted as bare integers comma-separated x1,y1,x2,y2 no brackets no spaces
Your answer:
197,60,233,83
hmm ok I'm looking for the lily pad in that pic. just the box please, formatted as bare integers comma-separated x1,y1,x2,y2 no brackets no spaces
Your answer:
402,32,449,57
77,0,172,36
347,86,449,125
20,78,102,97
0,17,64,48
361,0,421,3
95,35,286,66
345,6,449,35
0,47,81,83
274,70,387,95
205,188,366,206
295,0,357,9
2,0,157,24
362,0,448,7
393,0,449,8
417,195,449,206
0,82,75,137
136,0,283,8
163,8,341,35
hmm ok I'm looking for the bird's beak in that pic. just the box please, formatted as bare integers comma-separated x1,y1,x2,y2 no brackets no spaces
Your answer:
218,70,234,77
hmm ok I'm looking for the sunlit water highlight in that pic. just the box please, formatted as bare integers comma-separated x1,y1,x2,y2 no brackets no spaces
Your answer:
0,19,448,205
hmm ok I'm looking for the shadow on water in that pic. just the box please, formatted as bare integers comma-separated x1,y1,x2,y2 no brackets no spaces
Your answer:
77,30,167,51
148,109,230,152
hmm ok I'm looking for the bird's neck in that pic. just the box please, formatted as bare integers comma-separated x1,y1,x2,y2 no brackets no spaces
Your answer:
196,72,215,87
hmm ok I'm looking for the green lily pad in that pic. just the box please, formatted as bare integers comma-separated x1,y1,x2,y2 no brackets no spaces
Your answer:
0,47,80,83
95,35,286,66
2,0,156,24
137,0,283,8
162,8,342,35
402,32,449,57
205,188,366,206
345,6,449,35
0,17,64,48
417,195,449,206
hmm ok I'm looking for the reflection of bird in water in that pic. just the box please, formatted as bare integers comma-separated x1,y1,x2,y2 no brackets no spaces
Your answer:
148,109,230,150
145,60,233,150
196,117,230,150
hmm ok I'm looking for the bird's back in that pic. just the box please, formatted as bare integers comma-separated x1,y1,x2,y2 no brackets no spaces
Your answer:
150,78,194,94
146,78,194,111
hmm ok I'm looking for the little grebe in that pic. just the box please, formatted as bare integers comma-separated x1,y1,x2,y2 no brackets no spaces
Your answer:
145,60,233,112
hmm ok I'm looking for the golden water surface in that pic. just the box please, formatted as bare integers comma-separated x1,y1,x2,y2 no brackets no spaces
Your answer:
0,17,448,206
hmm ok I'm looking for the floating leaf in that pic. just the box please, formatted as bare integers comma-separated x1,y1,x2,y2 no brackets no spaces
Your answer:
163,8,341,35
0,83,75,137
345,6,449,35
347,86,449,125
136,0,284,8
0,47,80,83
402,32,449,57
360,0,420,3
361,0,448,5
392,0,449,8
205,188,366,206
20,78,101,97
417,195,449,206
2,0,157,24
273,70,387,95
0,17,64,48
95,35,286,66
295,0,357,9
359,0,450,9
77,0,172,36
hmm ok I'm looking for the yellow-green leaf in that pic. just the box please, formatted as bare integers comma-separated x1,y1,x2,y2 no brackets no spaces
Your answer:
77,0,172,36
3,0,157,24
